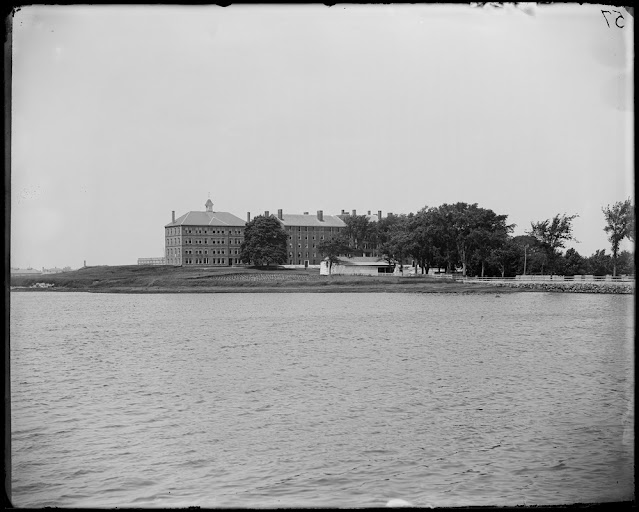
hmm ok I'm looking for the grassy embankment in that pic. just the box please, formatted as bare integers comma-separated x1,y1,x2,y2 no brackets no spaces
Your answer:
10,265,513,294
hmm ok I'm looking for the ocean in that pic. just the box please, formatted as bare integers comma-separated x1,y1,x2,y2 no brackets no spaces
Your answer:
9,291,635,507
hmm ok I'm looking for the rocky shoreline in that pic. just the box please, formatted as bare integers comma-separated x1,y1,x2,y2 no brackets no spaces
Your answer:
471,281,634,294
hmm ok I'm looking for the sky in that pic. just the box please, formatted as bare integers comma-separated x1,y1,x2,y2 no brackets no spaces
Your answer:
10,3,634,269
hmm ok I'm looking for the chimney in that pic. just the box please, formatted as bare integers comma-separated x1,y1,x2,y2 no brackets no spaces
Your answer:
172,211,175,223
378,210,382,221
247,212,251,223
278,209,283,220
388,212,393,217
341,209,345,215
368,210,371,215
265,211,270,217
317,210,324,221
303,212,309,215
352,209,356,216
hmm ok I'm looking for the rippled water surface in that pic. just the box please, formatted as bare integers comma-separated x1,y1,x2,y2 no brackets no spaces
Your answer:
10,292,634,507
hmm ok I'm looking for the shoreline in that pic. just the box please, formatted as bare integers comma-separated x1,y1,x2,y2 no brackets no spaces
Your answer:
9,265,634,295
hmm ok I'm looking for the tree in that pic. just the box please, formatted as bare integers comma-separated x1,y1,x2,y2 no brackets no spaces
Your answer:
487,237,520,277
239,215,288,267
343,215,375,255
317,234,350,275
467,209,514,277
584,249,612,276
562,248,586,276
407,208,439,274
602,199,633,276
616,250,635,275
527,213,579,275
511,235,539,275
434,203,513,277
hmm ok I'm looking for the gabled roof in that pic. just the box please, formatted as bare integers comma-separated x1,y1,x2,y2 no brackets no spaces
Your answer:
277,214,346,228
165,211,246,228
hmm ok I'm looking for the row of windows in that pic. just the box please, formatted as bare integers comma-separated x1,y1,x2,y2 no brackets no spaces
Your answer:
289,235,325,241
183,258,240,265
167,227,244,235
181,249,228,255
177,238,243,245
285,226,343,233
181,228,243,235
290,252,316,258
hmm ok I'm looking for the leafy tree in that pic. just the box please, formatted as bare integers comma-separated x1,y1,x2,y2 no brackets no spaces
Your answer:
376,214,412,270
616,250,635,275
239,215,288,268
602,198,634,276
584,249,612,276
467,209,514,277
317,234,350,275
527,213,579,275
406,207,439,274
434,203,512,277
562,248,586,276
511,235,540,275
487,237,521,277
343,215,375,255
425,207,459,273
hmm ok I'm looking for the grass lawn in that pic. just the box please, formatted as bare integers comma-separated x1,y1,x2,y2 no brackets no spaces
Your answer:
9,265,511,294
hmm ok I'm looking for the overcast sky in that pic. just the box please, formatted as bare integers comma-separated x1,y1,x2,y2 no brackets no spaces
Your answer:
11,4,633,269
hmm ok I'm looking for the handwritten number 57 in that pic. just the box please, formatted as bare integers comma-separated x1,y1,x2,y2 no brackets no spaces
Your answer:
601,10,625,28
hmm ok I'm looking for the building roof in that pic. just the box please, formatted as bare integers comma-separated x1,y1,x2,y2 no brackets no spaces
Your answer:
11,268,42,274
165,211,246,228
337,213,381,223
326,256,391,266
277,214,346,228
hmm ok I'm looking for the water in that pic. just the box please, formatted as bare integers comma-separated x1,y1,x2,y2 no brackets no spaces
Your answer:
9,292,635,508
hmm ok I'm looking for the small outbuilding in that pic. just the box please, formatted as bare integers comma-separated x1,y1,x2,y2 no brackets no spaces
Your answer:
320,256,394,276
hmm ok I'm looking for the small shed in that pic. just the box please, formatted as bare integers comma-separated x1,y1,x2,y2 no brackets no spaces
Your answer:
320,256,394,276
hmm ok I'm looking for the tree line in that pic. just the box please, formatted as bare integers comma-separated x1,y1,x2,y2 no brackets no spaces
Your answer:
240,199,635,277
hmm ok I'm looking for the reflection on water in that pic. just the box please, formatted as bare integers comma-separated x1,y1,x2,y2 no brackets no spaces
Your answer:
10,292,634,507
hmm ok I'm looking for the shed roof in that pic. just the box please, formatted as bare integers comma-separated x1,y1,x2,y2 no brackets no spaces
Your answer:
326,256,391,266
165,211,246,228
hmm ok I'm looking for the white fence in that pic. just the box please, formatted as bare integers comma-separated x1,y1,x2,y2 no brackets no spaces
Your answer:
459,275,635,283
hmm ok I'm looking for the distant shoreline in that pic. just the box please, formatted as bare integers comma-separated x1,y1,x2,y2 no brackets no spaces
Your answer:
9,265,633,295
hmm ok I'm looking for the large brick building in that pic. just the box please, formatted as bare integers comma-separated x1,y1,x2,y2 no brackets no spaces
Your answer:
248,209,347,266
165,199,246,266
